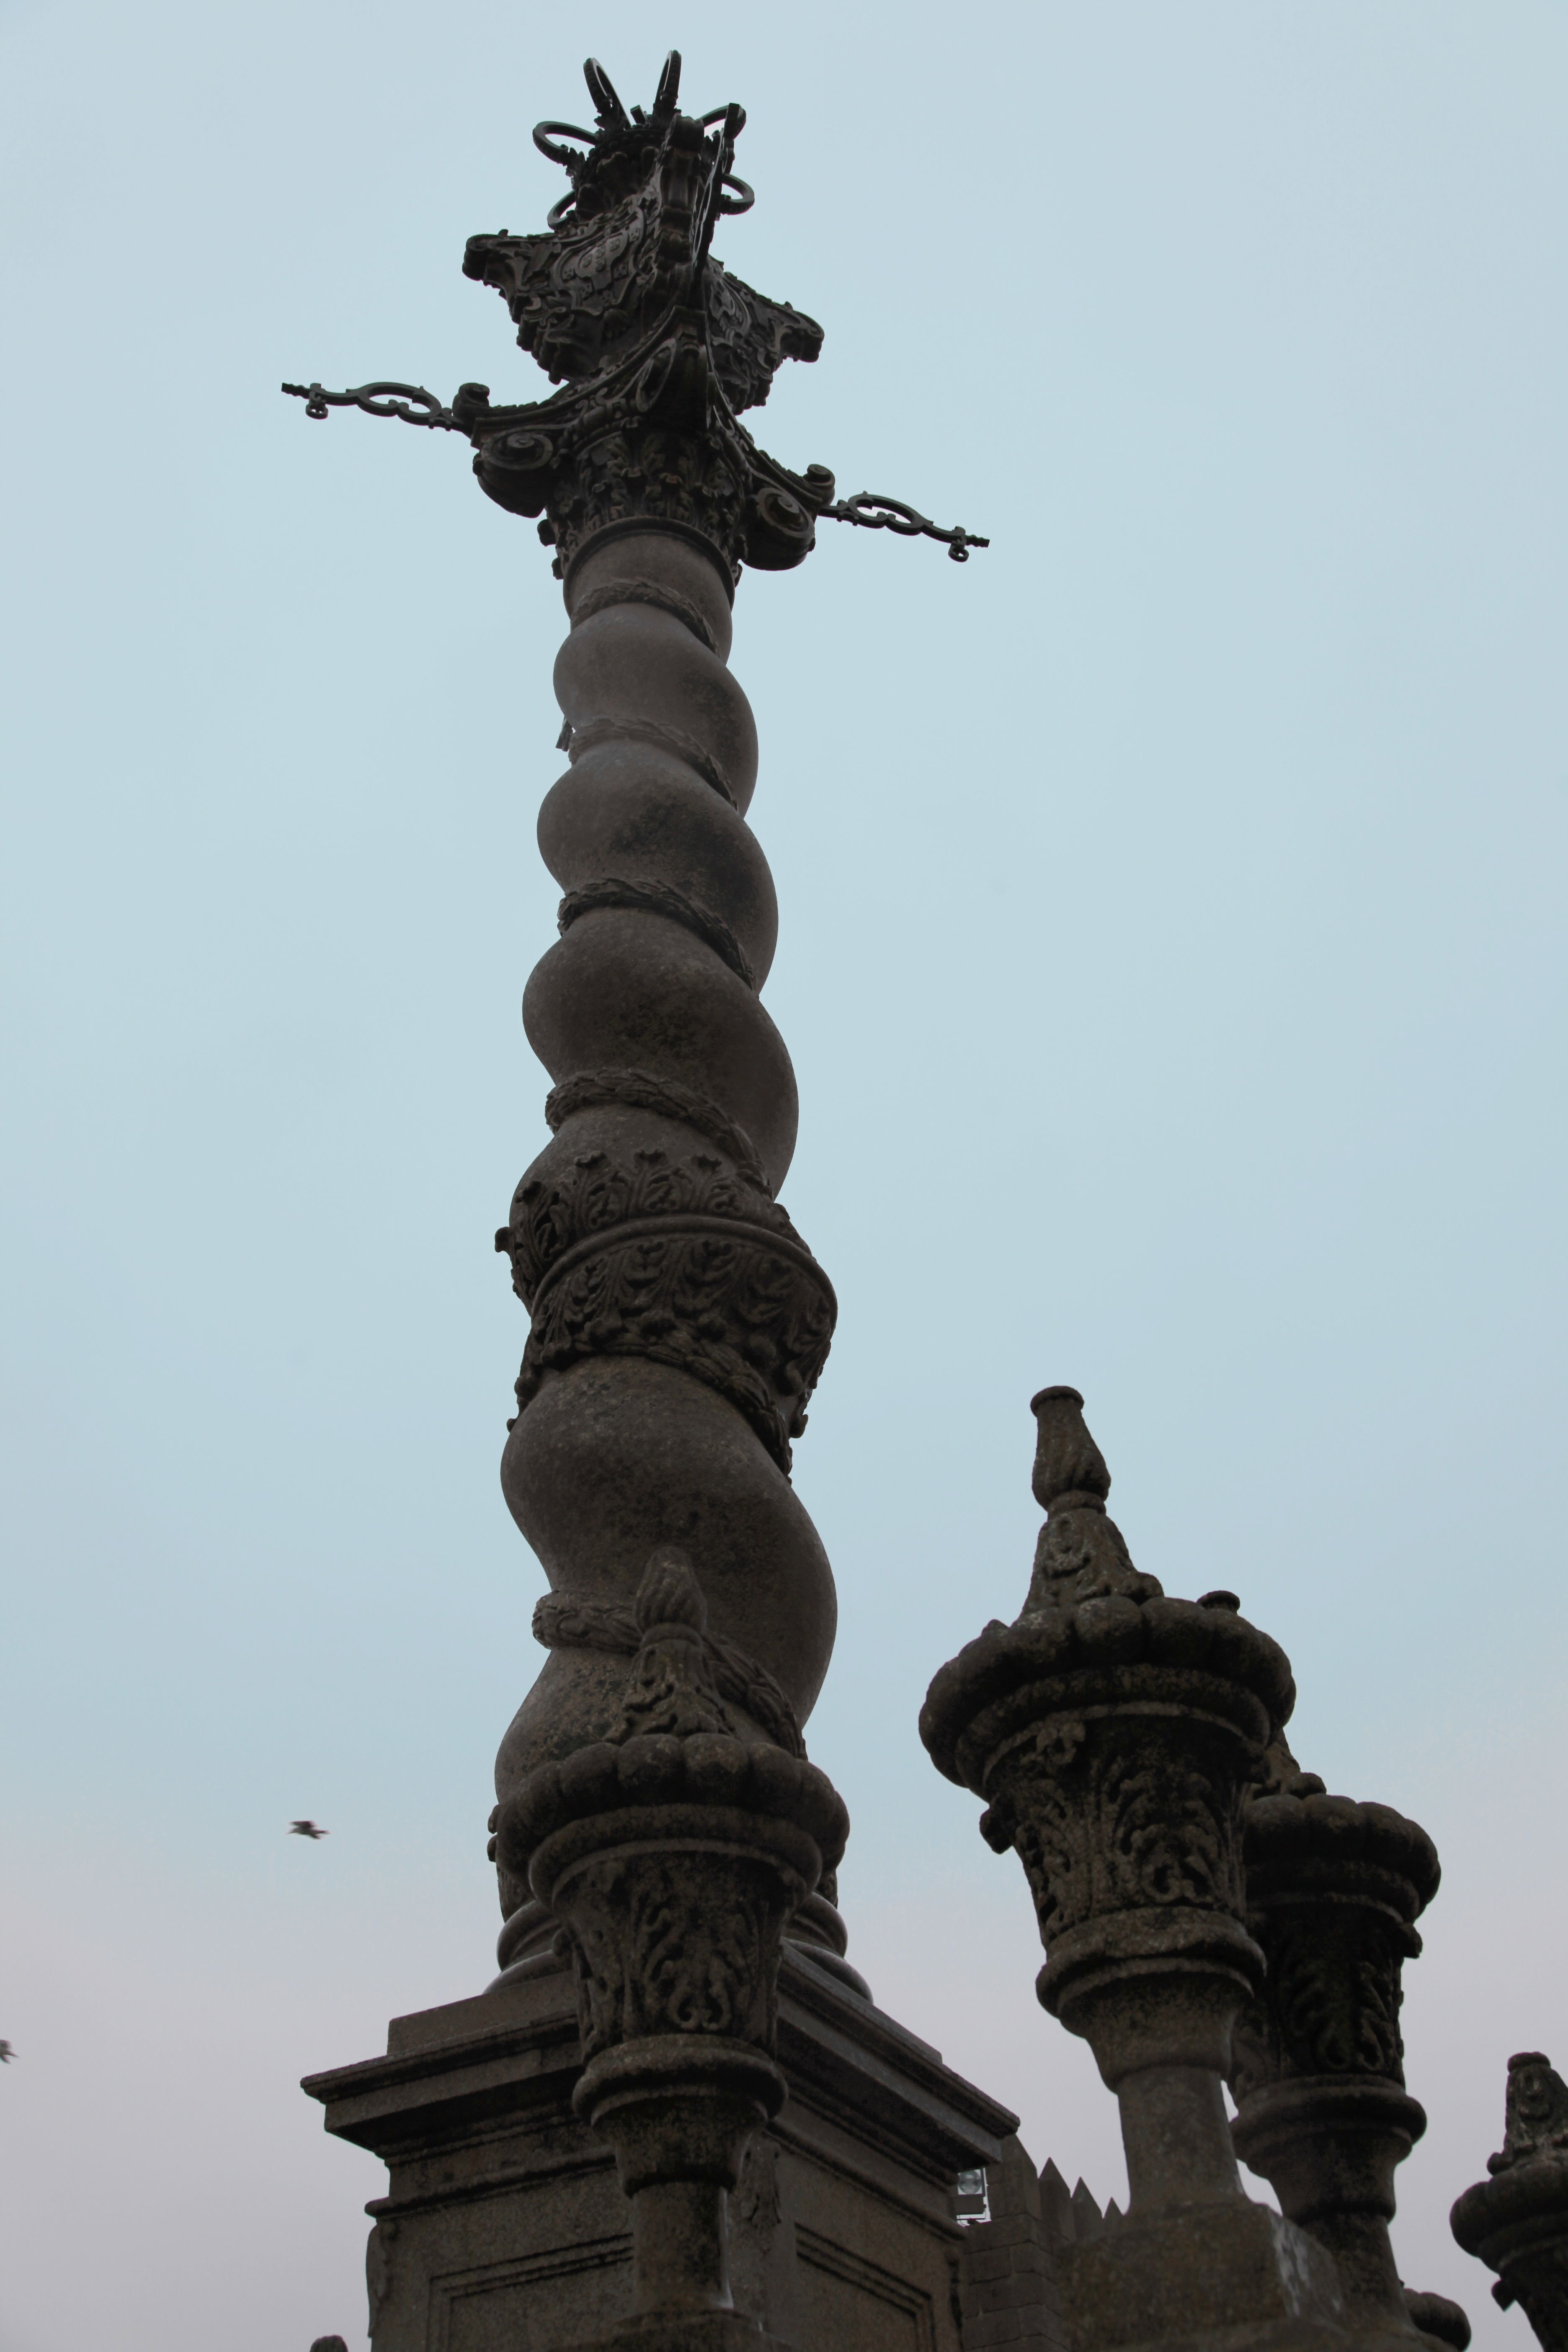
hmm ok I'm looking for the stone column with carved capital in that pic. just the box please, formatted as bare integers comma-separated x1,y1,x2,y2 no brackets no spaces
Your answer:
921,1387,1347,2352
457,55,856,1995
1452,2052,1568,2352
1229,1768,1457,2346
497,1547,848,2350
283,50,991,2349
284,49,982,2011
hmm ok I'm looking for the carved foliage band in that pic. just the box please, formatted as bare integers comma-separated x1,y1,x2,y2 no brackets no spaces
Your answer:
1230,1794,1437,2106
556,1844,786,2059
1231,1902,1410,2097
531,1590,805,1757
504,1141,795,1302
513,1215,835,1472
542,1066,771,1192
984,1712,1248,1946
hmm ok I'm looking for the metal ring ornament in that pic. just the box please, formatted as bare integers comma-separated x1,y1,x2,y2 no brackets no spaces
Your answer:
716,175,755,216
533,120,595,171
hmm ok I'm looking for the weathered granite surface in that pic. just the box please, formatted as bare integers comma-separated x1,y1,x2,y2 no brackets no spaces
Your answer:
304,1947,1014,2352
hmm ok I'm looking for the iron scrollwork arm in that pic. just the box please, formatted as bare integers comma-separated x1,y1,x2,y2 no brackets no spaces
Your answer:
821,491,990,562
280,380,469,432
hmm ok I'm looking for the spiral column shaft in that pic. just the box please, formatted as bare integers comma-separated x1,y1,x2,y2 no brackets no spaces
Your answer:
493,526,840,1966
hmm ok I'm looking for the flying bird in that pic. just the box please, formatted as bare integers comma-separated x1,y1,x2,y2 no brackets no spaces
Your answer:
0,2041,14,2062
289,1820,328,1839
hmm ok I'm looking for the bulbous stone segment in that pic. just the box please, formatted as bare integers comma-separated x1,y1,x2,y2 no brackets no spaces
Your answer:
555,607,759,814
497,1359,838,1786
522,913,799,1190
539,742,779,988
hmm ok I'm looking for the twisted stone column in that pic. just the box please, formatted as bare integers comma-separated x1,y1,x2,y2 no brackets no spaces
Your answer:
490,521,845,1986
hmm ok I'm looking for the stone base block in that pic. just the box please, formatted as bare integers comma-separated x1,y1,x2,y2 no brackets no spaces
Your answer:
1061,2199,1346,2352
304,1947,1015,2352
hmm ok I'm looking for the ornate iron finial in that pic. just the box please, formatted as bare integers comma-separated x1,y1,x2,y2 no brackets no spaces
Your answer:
282,52,985,582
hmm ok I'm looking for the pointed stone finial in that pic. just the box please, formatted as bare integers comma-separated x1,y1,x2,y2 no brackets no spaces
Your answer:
1492,2052,1568,2174
1021,1387,1161,1615
1455,2052,1568,2341
1030,1386,1111,1513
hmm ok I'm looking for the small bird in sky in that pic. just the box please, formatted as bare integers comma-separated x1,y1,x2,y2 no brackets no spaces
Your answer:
0,2041,14,2062
289,1820,328,1839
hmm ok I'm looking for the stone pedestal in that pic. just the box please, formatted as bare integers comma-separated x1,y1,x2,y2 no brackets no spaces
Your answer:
305,1950,1014,2352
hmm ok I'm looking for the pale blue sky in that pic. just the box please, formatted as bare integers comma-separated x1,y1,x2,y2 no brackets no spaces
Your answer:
3,4,1566,2346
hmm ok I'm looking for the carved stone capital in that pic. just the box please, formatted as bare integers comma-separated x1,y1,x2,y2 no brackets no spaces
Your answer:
1229,1788,1442,2337
1232,1792,1437,2099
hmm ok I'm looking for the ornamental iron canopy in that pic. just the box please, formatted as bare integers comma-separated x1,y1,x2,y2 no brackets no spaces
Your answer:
283,51,989,575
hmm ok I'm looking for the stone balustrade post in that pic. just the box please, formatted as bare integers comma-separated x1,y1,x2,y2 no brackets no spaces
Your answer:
921,1387,1347,2352
1228,1773,1448,2344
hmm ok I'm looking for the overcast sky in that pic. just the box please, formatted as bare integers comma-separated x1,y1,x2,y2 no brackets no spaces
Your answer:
4,3,1566,2347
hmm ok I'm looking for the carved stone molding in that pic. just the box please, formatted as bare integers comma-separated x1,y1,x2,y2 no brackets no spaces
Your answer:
566,710,739,806
502,1140,794,1303
541,1066,772,1191
570,574,722,652
530,1589,805,1758
557,875,757,989
510,1210,834,1473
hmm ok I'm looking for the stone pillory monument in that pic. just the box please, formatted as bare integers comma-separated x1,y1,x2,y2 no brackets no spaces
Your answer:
285,53,1567,2352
